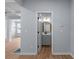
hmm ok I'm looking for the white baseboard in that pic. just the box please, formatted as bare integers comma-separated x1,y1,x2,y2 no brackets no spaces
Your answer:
15,51,74,58
70,53,74,58
15,52,37,55
53,52,74,58
53,52,71,55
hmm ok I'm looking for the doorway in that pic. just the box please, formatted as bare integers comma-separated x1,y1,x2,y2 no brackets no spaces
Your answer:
37,12,53,54
8,19,21,52
9,19,21,41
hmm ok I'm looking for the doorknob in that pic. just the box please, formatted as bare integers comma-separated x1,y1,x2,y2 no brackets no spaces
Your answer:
38,45,39,48
38,32,39,34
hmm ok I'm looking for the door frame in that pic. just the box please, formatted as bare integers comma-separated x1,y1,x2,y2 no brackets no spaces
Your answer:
36,11,53,55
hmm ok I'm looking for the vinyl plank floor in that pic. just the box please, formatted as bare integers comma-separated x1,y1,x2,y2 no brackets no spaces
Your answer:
5,38,73,59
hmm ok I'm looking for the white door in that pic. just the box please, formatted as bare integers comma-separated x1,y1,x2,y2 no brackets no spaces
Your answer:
37,18,42,54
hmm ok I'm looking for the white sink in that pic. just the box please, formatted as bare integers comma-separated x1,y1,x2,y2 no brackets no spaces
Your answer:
42,32,51,35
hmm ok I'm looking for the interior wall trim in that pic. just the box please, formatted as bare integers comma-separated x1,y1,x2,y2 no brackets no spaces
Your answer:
15,52,37,55
53,52,74,58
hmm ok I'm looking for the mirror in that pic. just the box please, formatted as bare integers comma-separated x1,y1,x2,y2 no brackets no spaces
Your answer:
42,22,51,34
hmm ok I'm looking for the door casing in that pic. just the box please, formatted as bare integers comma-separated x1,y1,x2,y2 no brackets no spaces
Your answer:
36,11,53,55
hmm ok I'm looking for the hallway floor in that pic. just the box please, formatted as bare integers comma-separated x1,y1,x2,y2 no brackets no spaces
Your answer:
5,38,73,59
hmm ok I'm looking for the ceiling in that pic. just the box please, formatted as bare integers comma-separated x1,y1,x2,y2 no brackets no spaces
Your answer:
5,0,21,19
5,0,15,2
5,0,73,19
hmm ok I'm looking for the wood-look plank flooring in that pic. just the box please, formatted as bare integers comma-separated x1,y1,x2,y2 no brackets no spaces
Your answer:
5,38,73,59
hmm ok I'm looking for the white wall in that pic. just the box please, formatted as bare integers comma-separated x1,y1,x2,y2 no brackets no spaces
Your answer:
70,0,74,57
5,17,9,40
21,0,73,55
21,7,37,54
